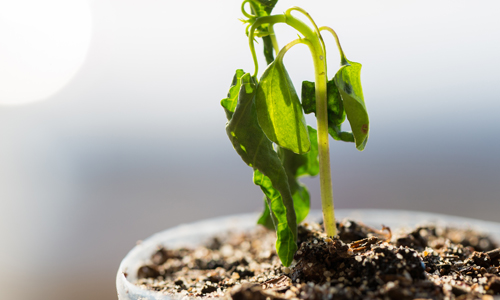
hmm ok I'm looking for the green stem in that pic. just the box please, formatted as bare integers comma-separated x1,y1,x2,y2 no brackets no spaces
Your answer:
282,10,336,237
275,38,304,61
262,25,278,65
268,25,279,56
241,0,255,19
262,36,276,65
309,44,337,238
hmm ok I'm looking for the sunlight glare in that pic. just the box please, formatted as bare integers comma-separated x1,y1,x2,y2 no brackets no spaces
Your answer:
0,0,92,105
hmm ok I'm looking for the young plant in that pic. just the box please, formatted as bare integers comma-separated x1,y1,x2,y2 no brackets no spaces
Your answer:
221,0,369,266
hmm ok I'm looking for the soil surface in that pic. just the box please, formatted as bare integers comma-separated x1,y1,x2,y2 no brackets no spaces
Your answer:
135,219,500,300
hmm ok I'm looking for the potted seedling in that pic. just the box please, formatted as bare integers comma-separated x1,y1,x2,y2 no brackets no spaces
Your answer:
117,1,500,299
221,0,369,266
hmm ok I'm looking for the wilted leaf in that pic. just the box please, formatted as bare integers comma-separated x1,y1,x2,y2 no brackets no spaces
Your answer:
334,60,369,150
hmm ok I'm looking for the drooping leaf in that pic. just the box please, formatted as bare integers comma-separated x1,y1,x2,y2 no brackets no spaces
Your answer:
259,126,319,227
225,72,297,266
254,169,297,266
301,79,354,143
221,69,246,120
334,60,369,150
256,60,310,154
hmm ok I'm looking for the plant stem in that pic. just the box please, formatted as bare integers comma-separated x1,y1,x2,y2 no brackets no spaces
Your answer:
282,11,337,237
241,0,256,19
309,46,337,238
268,25,279,56
262,25,278,65
275,38,303,60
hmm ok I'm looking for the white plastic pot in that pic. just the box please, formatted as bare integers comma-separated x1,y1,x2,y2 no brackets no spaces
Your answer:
116,209,500,300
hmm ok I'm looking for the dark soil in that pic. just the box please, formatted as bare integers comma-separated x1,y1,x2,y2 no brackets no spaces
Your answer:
135,219,500,300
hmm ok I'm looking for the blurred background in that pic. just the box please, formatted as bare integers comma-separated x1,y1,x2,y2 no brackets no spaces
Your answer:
0,0,499,299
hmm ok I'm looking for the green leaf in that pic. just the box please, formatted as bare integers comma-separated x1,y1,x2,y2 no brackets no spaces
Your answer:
256,60,310,154
259,126,319,227
225,72,297,266
300,80,316,114
253,170,297,266
301,79,354,143
221,69,246,120
334,60,369,150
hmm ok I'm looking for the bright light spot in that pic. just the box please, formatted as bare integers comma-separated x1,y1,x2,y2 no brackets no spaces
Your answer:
0,0,92,105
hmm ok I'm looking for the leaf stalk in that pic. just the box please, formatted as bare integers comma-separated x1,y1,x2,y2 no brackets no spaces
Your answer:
319,26,348,66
